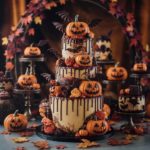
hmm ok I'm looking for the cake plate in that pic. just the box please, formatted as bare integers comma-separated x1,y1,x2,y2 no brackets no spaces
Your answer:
13,88,41,120
117,111,145,133
36,125,114,142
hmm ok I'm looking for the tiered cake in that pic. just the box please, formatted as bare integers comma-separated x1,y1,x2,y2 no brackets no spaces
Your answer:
49,16,106,134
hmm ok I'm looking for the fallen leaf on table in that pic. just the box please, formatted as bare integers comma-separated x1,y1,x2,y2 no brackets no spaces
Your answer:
124,134,138,140
12,137,29,143
16,147,26,150
134,126,144,135
108,138,132,146
0,130,11,135
32,140,50,149
56,144,67,149
77,139,100,149
19,130,35,137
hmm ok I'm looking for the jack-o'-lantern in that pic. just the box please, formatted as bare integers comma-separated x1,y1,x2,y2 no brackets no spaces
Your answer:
24,45,41,57
49,86,62,97
66,15,90,39
86,120,109,135
75,53,92,67
4,110,28,132
42,117,56,134
79,81,102,97
103,104,111,118
133,63,147,72
106,62,128,80
32,83,40,89
17,74,37,88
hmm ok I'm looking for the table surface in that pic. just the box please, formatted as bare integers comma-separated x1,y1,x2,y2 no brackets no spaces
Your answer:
0,121,150,150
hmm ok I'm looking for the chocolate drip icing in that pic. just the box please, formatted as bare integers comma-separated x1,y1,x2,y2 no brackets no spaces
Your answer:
95,98,97,112
77,100,79,116
80,99,82,106
91,98,93,107
56,98,59,112
66,99,68,115
72,100,74,112
87,99,89,111
83,99,85,120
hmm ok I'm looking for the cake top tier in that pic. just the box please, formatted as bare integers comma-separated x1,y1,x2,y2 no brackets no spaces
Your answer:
65,15,94,39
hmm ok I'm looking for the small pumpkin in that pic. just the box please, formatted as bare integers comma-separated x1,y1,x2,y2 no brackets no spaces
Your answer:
4,110,28,132
78,129,89,137
66,15,91,39
133,62,147,72
24,45,41,57
106,62,128,80
86,120,109,135
41,117,56,134
75,53,92,67
49,86,62,97
79,81,102,97
32,83,40,89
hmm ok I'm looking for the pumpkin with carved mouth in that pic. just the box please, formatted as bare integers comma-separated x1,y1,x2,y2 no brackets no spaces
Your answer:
79,81,102,97
86,120,109,135
133,62,147,72
66,15,91,39
24,45,41,57
17,74,37,88
106,62,128,80
75,53,92,67
4,110,28,132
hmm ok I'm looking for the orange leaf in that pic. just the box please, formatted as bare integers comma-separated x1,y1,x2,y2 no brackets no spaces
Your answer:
28,28,35,36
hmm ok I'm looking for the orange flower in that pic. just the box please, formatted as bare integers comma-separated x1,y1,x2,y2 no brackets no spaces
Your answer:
5,62,14,70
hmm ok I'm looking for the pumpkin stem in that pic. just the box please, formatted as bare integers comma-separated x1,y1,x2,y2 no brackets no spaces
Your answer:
75,14,79,22
115,62,120,67
30,43,34,47
13,110,19,117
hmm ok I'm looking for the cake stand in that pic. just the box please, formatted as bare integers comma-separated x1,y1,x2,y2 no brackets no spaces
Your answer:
13,88,41,120
36,125,114,142
117,111,145,133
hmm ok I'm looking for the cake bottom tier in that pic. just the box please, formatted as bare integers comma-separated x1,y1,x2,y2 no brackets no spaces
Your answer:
49,96,103,132
118,95,145,113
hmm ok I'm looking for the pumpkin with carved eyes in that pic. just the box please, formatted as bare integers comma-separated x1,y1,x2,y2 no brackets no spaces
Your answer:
133,63,147,72
4,110,28,132
79,81,102,97
66,15,90,39
75,53,92,67
17,74,37,88
106,63,128,80
24,46,41,57
86,120,109,135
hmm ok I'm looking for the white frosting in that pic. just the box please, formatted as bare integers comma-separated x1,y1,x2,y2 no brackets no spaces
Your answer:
50,96,103,132
56,66,97,81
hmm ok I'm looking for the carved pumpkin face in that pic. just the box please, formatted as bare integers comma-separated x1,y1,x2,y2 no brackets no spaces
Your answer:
4,110,28,132
66,15,90,39
49,86,62,97
75,53,92,67
17,74,37,88
42,117,56,134
86,120,109,135
79,81,102,97
106,66,128,80
133,63,147,72
24,46,41,56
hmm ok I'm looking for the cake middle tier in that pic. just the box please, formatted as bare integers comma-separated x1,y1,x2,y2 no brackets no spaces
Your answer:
49,96,103,132
56,66,97,81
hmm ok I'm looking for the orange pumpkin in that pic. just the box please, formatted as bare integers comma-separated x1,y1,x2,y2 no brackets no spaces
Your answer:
17,74,37,88
86,120,109,135
75,53,92,67
78,129,89,137
32,83,40,89
4,110,28,132
41,117,56,134
49,86,62,97
24,45,41,57
133,63,147,72
66,15,90,39
106,62,128,80
79,81,102,97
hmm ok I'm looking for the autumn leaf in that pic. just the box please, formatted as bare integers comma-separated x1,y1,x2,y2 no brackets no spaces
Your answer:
4,50,14,59
5,62,14,70
12,137,29,143
2,37,8,45
15,28,24,36
130,38,138,47
28,28,35,36
21,15,32,25
44,2,57,9
34,16,42,25
31,0,39,4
